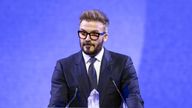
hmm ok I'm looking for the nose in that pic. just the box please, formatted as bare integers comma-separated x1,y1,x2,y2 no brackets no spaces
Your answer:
85,34,91,41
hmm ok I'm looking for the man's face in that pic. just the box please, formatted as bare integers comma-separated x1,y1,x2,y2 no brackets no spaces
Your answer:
79,20,108,56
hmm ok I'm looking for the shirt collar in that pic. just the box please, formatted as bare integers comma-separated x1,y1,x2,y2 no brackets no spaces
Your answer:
82,47,104,63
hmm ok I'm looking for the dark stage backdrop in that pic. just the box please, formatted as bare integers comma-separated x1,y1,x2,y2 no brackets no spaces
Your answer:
0,0,191,108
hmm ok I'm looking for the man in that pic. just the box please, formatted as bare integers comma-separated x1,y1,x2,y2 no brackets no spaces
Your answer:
48,9,144,108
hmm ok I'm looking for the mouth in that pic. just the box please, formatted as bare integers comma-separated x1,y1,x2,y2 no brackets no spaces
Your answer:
84,44,91,47
83,43,94,47
82,43,95,54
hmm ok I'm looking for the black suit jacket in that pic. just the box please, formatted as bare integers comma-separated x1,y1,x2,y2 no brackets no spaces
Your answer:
48,49,144,108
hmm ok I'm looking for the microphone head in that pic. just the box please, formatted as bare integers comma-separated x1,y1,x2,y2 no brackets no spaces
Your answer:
75,88,78,92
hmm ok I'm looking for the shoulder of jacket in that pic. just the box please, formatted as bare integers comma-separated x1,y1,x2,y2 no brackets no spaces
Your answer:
57,52,80,63
108,50,130,59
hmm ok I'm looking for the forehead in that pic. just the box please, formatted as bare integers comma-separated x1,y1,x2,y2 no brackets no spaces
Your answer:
79,20,105,32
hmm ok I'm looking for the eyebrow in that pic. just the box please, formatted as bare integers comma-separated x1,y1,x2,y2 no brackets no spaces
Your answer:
80,29,100,33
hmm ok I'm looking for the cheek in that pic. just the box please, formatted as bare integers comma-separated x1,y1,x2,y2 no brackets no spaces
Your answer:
93,41,102,49
79,39,84,45
96,38,104,45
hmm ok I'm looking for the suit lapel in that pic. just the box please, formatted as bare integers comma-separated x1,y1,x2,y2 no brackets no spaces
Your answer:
74,52,92,101
97,49,113,104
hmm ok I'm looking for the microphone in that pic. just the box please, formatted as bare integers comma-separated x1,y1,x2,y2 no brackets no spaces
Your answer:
110,78,128,108
65,88,78,108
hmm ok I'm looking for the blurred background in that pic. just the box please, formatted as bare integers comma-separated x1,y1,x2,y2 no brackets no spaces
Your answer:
0,0,191,107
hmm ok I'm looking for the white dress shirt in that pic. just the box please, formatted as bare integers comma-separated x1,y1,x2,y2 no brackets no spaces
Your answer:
82,47,104,84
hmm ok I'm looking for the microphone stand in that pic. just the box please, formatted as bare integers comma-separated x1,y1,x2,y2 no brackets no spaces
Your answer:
65,88,78,108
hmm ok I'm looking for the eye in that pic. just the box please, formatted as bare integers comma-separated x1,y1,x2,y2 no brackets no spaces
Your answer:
80,31,88,36
90,32,99,37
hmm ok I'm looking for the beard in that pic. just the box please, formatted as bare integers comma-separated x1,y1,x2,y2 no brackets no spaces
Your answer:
81,40,103,56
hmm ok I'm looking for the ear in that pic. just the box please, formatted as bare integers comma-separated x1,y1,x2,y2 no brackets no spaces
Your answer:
103,34,108,42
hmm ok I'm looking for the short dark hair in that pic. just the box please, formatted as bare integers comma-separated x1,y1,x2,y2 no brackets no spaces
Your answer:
79,9,109,26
